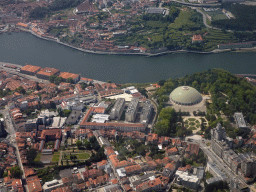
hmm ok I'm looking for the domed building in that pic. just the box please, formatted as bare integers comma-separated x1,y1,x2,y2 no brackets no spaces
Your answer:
170,86,202,105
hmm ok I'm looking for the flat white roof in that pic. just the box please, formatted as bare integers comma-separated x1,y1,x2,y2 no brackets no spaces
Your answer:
91,114,109,123
117,168,126,177
130,89,138,94
106,93,133,102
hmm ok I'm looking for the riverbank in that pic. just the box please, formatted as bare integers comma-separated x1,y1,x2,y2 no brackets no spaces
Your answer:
10,27,237,57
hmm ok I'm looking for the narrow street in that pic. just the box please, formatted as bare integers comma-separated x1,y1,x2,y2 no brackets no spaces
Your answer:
3,107,28,192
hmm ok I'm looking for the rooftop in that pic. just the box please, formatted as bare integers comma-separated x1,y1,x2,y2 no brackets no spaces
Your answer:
20,64,41,73
170,86,202,105
36,67,60,77
59,72,80,80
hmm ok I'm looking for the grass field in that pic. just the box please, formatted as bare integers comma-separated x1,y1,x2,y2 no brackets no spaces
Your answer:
206,10,227,21
77,153,90,159
189,127,197,130
192,161,201,167
35,153,42,162
189,122,196,126
52,155,60,162
64,152,90,160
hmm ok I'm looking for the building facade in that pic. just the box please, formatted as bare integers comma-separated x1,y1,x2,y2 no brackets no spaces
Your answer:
110,98,125,120
125,98,139,122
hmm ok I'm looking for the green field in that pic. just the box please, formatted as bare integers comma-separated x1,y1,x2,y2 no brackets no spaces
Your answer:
77,153,90,159
64,152,90,160
205,10,227,21
52,155,60,162
35,153,42,162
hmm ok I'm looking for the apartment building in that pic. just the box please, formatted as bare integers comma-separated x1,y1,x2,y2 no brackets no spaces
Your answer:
211,123,227,158
110,98,125,120
140,100,153,124
125,98,139,122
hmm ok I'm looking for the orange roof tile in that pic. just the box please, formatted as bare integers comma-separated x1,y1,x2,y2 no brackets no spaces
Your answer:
59,72,80,80
36,67,60,77
20,64,41,73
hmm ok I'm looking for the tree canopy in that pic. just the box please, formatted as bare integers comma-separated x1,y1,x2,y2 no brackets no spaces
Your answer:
212,4,256,31
9,165,23,178
49,75,63,85
66,77,74,84
155,107,177,136
29,7,49,19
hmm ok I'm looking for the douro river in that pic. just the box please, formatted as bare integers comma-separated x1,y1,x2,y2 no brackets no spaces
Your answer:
1,32,256,83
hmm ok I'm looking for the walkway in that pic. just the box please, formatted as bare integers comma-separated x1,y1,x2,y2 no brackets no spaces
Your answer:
183,116,208,134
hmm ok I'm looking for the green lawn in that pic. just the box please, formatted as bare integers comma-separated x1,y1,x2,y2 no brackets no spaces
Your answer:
188,118,196,121
205,10,227,21
35,153,42,162
192,161,201,167
52,155,60,162
77,153,90,160
64,152,90,160
189,122,196,126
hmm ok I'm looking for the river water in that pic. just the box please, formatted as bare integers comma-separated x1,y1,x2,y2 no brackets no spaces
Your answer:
0,32,256,83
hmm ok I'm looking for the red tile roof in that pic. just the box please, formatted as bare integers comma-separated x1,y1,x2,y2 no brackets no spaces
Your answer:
20,64,41,73
36,67,60,77
59,72,80,80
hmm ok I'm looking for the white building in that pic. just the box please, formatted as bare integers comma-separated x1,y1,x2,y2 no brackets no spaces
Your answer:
175,170,199,190
91,114,110,123
42,179,63,192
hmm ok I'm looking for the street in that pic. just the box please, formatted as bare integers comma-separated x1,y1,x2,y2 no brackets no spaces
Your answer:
2,107,28,192
0,62,49,84
188,136,249,189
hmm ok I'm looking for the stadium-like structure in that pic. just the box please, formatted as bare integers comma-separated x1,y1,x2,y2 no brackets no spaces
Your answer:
169,86,202,105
